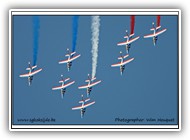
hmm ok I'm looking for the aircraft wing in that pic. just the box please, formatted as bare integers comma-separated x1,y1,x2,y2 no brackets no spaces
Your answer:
144,33,155,38
19,73,30,77
78,84,89,89
155,28,167,36
52,81,75,90
70,54,81,62
30,68,42,76
62,81,75,88
59,59,69,64
88,80,101,88
111,62,122,67
20,68,42,77
122,58,134,65
52,85,64,90
117,41,128,46
128,36,140,44
83,101,95,108
72,105,83,110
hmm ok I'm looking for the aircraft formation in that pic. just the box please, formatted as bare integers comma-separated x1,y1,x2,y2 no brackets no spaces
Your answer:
19,15,167,118
111,15,167,75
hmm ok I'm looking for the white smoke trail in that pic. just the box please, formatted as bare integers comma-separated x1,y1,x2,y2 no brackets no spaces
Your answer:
91,16,100,78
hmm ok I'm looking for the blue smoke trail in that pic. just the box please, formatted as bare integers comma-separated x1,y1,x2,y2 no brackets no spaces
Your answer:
33,16,40,66
72,16,79,52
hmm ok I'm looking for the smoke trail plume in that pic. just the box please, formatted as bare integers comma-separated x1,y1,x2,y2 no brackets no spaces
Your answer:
130,15,135,35
157,15,160,27
72,16,79,52
33,16,40,66
91,16,100,78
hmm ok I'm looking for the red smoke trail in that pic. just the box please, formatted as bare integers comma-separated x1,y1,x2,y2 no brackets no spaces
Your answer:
157,15,160,27
130,15,135,35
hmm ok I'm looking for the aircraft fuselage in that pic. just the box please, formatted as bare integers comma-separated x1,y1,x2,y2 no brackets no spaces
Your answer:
67,61,72,71
81,108,86,118
28,76,33,86
120,65,125,75
61,88,66,94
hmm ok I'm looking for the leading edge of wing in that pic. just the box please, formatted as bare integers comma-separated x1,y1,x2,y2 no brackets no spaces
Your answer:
122,58,134,65
83,101,95,108
111,62,122,67
72,101,95,110
59,59,69,64
19,73,30,77
72,105,83,110
155,28,167,36
117,41,128,46
78,84,89,89
144,33,155,38
62,81,75,88
128,36,140,44
30,68,42,76
88,80,101,88
69,54,81,62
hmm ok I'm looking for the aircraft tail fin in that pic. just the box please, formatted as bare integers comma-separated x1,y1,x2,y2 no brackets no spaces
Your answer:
59,78,70,83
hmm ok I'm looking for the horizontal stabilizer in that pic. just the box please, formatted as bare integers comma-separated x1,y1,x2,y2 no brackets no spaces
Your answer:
70,51,76,56
156,25,161,30
26,65,37,70
91,77,96,81
118,54,129,60
85,80,90,83
129,33,134,37
59,78,70,83
79,98,90,103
